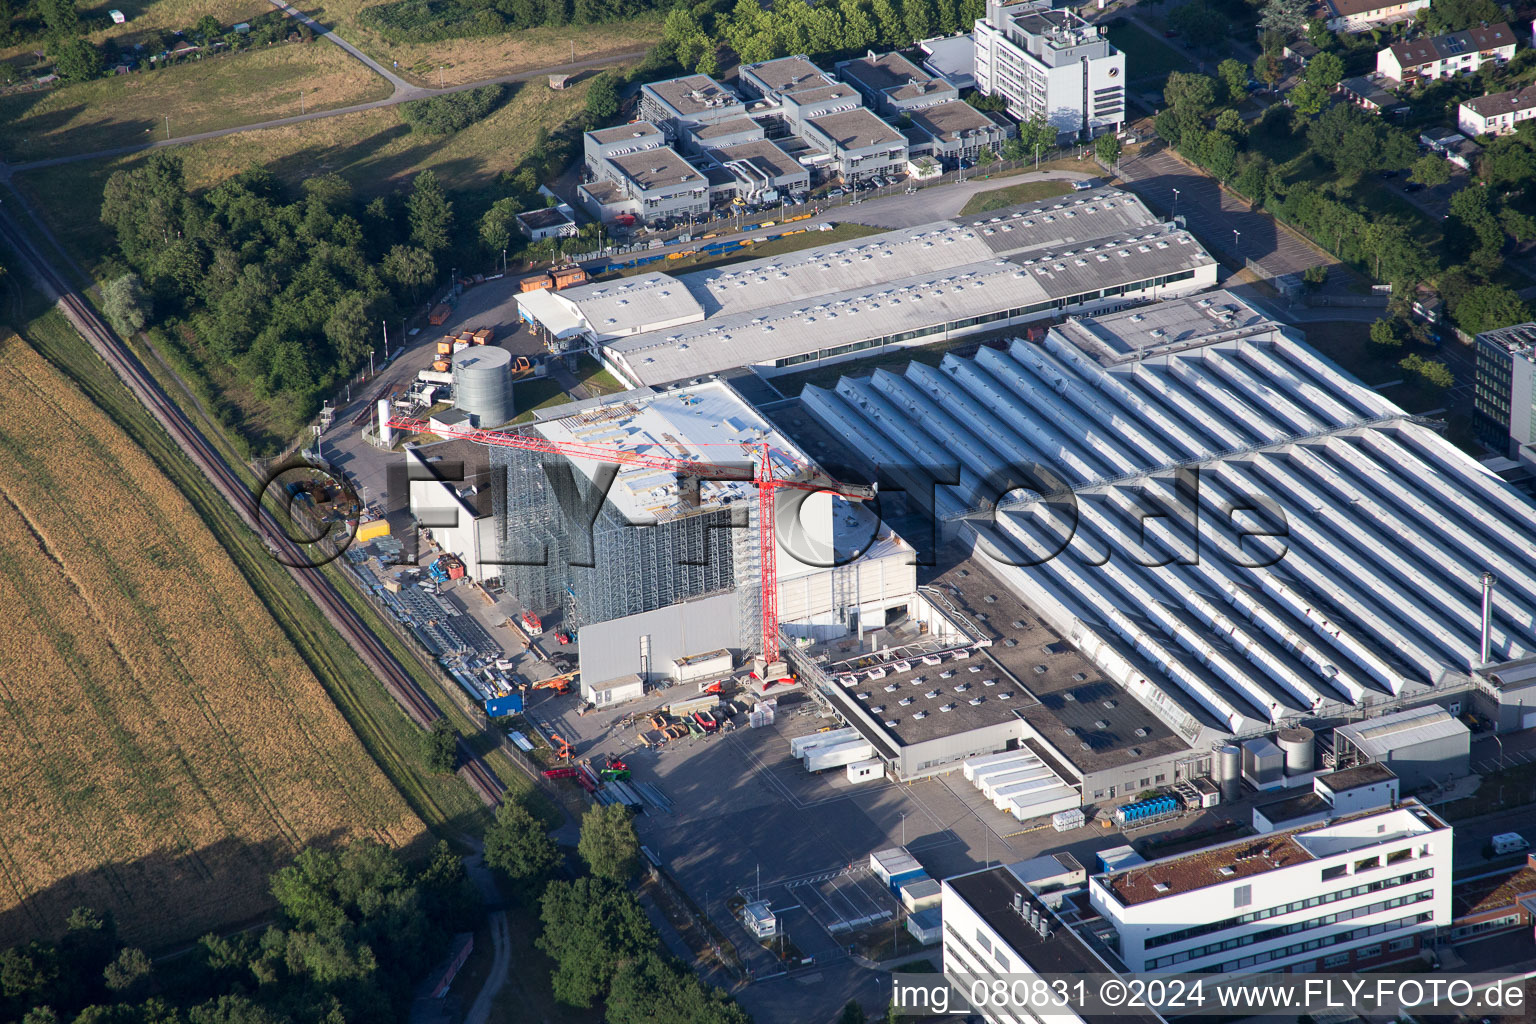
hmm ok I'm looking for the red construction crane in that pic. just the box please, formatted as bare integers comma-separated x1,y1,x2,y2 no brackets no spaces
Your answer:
387,416,873,664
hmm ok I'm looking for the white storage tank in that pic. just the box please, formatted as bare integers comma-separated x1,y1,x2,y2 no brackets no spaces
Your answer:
1277,726,1316,774
1217,744,1242,802
452,346,514,426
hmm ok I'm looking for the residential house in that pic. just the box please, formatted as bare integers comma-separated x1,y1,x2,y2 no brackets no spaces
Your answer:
1336,76,1409,115
1458,84,1536,136
1323,0,1430,32
1376,23,1516,84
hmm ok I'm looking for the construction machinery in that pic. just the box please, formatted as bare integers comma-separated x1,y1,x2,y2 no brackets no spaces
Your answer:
384,416,876,665
549,733,573,760
526,670,579,696
512,355,534,378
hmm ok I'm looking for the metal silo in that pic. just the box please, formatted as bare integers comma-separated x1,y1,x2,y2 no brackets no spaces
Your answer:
1276,726,1316,774
453,347,514,427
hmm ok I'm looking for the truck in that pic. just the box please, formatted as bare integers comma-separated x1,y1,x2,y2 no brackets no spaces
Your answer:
1492,832,1529,855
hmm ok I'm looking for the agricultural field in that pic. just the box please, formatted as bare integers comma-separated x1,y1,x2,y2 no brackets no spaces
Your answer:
308,0,661,86
0,332,424,949
0,42,392,162
15,74,595,275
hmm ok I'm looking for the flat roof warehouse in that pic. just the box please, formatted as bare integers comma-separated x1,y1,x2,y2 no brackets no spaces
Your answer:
517,188,1217,387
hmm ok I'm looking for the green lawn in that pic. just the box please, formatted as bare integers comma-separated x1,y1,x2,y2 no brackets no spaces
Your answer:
959,178,1074,215
1105,22,1192,82
0,42,390,162
511,374,574,424
575,355,624,395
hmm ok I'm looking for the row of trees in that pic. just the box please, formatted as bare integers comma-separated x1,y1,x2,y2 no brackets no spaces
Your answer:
358,0,670,44
98,155,458,447
659,0,986,76
0,841,478,1024
482,799,750,1024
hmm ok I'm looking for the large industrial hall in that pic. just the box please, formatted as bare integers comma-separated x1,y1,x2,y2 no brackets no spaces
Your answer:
515,187,1218,387
800,290,1536,749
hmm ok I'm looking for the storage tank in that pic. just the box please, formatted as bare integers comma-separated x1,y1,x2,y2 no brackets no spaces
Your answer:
453,346,514,426
1277,726,1316,774
1217,744,1241,802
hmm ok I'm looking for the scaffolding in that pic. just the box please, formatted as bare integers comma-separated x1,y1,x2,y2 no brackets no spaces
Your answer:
491,443,746,632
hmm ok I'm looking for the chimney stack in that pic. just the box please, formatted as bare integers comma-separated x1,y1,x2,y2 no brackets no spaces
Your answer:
1480,571,1497,665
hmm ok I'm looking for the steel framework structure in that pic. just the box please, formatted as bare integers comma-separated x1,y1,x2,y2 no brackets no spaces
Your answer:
387,416,872,662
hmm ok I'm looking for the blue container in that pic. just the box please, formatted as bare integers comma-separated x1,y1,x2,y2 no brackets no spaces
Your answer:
888,869,928,896
485,694,524,717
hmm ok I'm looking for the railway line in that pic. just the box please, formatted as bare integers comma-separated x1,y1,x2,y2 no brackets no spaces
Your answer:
0,202,506,809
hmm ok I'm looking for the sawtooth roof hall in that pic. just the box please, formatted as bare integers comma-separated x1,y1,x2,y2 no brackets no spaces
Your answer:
516,187,1217,388
802,291,1536,745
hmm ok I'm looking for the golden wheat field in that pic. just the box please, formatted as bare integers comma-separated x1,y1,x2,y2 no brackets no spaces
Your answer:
0,333,424,948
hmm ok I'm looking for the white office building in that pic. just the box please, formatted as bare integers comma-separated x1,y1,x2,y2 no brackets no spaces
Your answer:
943,864,1167,1024
973,0,1125,140
1089,801,1452,975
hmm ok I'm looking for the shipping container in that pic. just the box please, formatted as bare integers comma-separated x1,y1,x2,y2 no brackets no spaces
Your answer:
804,738,874,772
962,751,1034,782
436,341,454,356
550,265,588,289
485,693,524,717
432,359,450,373
790,727,858,759
428,304,452,325
846,759,882,784
887,868,926,896
355,518,391,542
900,877,942,912
520,275,554,293
672,648,732,684
869,848,912,880
667,693,720,718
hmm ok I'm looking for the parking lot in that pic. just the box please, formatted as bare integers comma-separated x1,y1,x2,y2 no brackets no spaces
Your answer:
1117,143,1344,285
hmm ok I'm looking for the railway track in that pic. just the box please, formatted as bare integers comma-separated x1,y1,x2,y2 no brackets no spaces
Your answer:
0,203,505,809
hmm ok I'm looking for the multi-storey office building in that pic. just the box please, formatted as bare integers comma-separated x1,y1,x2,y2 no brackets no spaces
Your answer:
1473,321,1536,459
1089,802,1452,974
973,0,1124,139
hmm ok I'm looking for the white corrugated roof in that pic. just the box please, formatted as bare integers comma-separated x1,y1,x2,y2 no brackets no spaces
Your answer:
1335,705,1469,759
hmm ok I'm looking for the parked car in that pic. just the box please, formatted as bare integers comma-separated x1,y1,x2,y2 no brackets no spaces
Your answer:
1404,181,1425,192
828,187,845,197
1071,179,1095,191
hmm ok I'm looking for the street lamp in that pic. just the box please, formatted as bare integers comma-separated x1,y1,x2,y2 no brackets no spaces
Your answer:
1034,141,1042,170
900,811,907,847
438,65,445,88
1171,187,1180,214
1232,229,1241,256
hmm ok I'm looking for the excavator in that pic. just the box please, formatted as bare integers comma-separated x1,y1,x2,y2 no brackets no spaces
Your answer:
549,733,573,760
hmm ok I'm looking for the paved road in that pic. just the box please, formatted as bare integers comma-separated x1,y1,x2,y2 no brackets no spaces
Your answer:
266,0,420,96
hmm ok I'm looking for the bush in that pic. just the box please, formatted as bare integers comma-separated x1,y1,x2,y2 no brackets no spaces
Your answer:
400,84,506,134
419,717,457,773
1368,317,1403,347
1302,264,1328,288
1399,353,1454,389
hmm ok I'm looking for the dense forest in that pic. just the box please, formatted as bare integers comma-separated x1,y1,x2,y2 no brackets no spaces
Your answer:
0,841,477,1024
97,156,464,445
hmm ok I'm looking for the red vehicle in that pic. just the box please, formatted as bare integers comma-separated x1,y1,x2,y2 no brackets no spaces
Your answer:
555,630,573,645
521,611,543,636
693,710,718,732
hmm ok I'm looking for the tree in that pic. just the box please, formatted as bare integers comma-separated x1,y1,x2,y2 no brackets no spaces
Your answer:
1218,58,1249,104
607,952,751,1024
419,718,457,774
53,38,103,82
37,0,79,37
586,72,620,123
479,198,520,254
1399,353,1454,388
838,999,867,1024
1258,0,1308,34
483,801,560,885
902,0,934,44
100,274,149,337
407,170,454,255
1420,0,1501,33
1168,1,1229,46
1164,72,1217,118
578,803,639,882
1254,53,1284,90
194,14,223,39
1408,152,1451,187
1369,317,1403,346
1452,283,1532,335
1305,51,1344,90
101,948,150,996
1289,79,1329,117
1501,207,1536,245
1302,264,1328,288
383,244,435,299
1094,133,1120,165
538,878,656,1007
1214,108,1246,138
323,292,375,364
